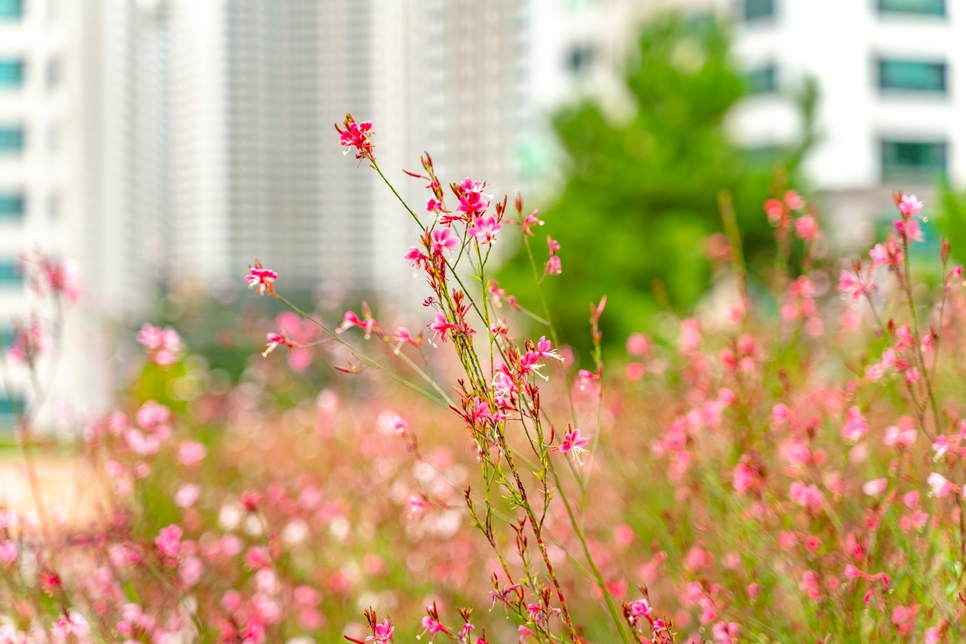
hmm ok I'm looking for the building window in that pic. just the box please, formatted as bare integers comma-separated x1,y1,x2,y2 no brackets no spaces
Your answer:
0,127,24,153
0,0,24,19
744,64,777,95
879,58,946,92
0,393,24,423
881,140,947,180
0,60,24,87
565,43,595,77
878,0,945,16
0,192,24,220
0,261,23,285
741,0,775,22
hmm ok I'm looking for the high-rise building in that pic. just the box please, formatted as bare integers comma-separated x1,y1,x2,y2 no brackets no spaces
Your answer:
0,0,113,421
135,0,531,299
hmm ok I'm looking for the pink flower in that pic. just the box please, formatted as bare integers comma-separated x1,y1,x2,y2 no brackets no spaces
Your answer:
732,462,758,493
0,540,17,563
884,424,916,449
405,246,428,268
336,114,374,161
174,483,200,508
924,627,941,644
40,257,82,303
245,259,278,296
795,215,819,241
392,326,422,350
178,441,208,467
431,227,460,255
337,309,377,339
429,310,458,343
467,215,502,245
897,193,923,217
179,556,204,587
789,482,824,513
456,177,489,219
559,428,590,464
928,472,957,498
245,546,272,569
155,525,182,557
426,197,443,213
544,255,562,275
366,618,394,643
626,598,652,625
136,323,182,366
785,190,805,210
863,478,888,496
842,406,868,443
6,321,51,366
263,331,297,357
626,333,650,356
764,198,784,224
838,269,876,301
895,217,924,242
521,209,543,236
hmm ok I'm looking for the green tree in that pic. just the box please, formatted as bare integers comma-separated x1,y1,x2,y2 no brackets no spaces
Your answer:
500,14,814,359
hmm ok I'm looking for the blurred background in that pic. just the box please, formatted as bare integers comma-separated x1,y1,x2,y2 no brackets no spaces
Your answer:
1,0,964,421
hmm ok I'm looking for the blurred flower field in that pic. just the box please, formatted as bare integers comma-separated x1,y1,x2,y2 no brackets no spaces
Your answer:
2,117,966,644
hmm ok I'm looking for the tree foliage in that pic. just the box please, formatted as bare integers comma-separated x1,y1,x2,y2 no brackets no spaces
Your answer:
499,14,815,359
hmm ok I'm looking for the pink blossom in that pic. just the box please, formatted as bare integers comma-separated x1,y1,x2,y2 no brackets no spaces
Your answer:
336,115,374,160
245,259,278,296
337,310,377,339
679,318,701,353
559,428,590,464
928,472,957,498
925,627,941,644
863,478,888,496
626,332,650,356
795,215,819,241
136,323,182,366
805,535,821,553
732,462,758,493
467,215,502,245
52,612,90,642
789,482,825,512
785,190,805,210
838,269,876,301
262,331,297,357
426,197,443,213
155,525,182,557
799,571,822,601
897,193,923,217
40,256,82,303
544,255,561,276
456,177,489,218
174,483,200,508
178,441,208,467
245,546,272,569
429,310,458,343
884,424,916,449
842,406,868,443
431,227,460,255
6,321,51,365
405,246,428,268
764,198,784,224
521,209,543,236
0,540,16,563
179,556,203,587
366,618,395,643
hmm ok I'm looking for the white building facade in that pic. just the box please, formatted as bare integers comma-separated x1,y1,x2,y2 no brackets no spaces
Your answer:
728,0,964,242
